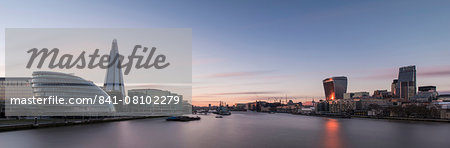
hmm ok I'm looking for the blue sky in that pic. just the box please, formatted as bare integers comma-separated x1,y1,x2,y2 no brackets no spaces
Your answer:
1,0,450,105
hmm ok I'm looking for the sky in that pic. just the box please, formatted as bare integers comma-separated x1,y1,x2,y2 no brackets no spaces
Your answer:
1,0,450,106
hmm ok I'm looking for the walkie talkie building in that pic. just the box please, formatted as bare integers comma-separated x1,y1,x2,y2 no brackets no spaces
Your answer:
323,76,348,101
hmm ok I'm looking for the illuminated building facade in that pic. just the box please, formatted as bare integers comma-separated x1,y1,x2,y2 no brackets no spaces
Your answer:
391,79,398,97
323,76,348,101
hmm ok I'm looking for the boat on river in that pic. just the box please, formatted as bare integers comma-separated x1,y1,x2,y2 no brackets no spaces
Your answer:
214,102,232,115
166,116,201,121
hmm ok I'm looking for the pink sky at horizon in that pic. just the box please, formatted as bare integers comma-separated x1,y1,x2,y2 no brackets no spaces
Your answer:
190,61,450,106
1,62,450,107
1,0,450,107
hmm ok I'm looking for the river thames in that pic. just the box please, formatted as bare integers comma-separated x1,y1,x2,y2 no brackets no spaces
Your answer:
0,112,449,148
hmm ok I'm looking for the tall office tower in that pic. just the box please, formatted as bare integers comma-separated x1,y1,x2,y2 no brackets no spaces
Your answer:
104,39,125,97
397,65,416,100
391,79,398,97
323,76,348,101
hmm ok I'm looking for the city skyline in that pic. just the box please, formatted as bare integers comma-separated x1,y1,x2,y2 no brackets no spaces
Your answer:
1,0,450,106
1,1,450,148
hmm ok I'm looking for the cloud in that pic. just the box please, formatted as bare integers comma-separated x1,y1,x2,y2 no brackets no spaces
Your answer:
192,100,220,104
356,65,450,80
193,81,278,90
198,70,273,78
207,91,283,96
418,66,450,77
358,72,396,80
192,95,217,99
120,83,191,90
192,58,224,65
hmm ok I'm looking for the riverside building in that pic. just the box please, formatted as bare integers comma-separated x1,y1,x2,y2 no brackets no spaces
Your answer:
397,65,416,99
323,76,348,101
0,77,33,118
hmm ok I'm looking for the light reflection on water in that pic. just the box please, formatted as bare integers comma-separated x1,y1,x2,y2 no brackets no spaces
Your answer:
323,119,343,148
0,112,449,148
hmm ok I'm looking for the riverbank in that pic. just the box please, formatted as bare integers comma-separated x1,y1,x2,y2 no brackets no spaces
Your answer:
351,115,450,123
238,111,450,123
289,112,450,123
0,116,163,132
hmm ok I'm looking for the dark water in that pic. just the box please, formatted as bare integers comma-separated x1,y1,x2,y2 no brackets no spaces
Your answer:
0,112,449,148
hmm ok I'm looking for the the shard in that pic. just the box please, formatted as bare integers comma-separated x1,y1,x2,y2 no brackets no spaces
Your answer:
104,39,125,97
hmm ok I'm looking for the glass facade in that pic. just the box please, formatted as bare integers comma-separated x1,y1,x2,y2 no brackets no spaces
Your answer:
397,65,416,100
0,77,33,117
7,71,116,116
323,77,348,101
391,79,398,97
103,39,125,98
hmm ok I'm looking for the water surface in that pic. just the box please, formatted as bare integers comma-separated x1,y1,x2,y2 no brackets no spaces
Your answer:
0,112,449,148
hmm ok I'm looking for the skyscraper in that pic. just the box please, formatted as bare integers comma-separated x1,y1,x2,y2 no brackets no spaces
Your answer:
104,39,125,97
391,79,398,97
397,65,416,100
323,76,348,101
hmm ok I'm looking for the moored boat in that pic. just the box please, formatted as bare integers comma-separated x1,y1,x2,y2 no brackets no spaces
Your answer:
166,116,201,121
